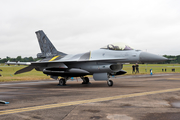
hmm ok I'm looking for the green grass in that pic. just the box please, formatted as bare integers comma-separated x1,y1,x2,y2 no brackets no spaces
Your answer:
123,64,180,75
0,64,180,82
0,65,49,82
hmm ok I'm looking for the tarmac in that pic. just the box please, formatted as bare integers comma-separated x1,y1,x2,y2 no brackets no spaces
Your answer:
1,73,180,120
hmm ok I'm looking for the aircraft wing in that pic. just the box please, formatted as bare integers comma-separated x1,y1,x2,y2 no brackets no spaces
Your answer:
14,57,127,75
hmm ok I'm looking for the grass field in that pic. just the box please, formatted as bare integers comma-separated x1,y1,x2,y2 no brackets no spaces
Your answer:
0,65,49,82
124,64,180,75
0,64,180,82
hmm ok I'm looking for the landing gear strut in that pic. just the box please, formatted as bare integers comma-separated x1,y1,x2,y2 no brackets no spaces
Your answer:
107,80,113,87
81,77,90,84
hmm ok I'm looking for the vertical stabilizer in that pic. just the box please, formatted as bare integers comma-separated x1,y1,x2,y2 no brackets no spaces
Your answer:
35,30,66,58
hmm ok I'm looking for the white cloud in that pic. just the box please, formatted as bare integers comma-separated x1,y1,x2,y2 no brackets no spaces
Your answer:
0,0,180,58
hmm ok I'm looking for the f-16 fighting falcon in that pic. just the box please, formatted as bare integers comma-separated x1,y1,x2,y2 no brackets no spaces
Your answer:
14,30,167,86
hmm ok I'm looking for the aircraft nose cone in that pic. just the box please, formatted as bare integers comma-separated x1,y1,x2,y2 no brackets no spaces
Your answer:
139,52,167,63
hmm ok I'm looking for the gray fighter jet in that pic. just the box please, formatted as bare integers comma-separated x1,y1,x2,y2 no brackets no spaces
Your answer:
14,30,167,86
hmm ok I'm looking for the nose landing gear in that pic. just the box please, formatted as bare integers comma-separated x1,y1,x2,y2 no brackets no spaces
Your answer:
107,80,113,87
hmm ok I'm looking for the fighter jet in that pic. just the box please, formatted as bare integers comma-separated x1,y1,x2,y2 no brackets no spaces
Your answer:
14,30,167,86
6,61,31,66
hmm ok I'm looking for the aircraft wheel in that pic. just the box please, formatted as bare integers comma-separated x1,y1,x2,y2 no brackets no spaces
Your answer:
84,77,89,83
59,78,66,86
82,77,89,84
107,80,113,87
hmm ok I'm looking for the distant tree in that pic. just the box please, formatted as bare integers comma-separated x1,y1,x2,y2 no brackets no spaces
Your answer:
162,55,180,64
0,58,8,63
28,57,34,62
0,56,40,63
22,57,28,62
16,56,22,62
177,55,180,64
6,56,11,61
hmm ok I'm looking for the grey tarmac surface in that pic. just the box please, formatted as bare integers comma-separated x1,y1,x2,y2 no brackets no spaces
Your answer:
1,73,180,120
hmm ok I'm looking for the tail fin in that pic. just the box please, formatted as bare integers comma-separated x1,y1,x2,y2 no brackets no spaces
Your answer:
35,30,66,58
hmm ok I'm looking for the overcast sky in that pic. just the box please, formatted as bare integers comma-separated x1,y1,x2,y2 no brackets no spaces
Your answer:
0,0,180,58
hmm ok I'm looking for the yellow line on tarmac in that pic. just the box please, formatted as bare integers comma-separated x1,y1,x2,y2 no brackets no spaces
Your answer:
1,88,180,115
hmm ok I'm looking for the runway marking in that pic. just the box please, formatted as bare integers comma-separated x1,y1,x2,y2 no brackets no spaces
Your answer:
1,87,180,115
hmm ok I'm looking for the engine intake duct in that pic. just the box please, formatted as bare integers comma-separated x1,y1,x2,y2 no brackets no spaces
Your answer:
110,64,122,71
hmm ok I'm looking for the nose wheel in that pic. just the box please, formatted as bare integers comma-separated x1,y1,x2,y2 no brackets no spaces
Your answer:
107,80,113,87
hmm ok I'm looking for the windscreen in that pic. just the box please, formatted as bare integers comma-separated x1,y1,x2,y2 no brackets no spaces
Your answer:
101,43,133,51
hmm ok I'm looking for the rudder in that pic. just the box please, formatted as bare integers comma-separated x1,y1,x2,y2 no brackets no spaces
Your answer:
36,30,66,58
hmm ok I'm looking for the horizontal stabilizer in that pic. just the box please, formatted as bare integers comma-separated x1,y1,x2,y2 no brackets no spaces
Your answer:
14,66,34,75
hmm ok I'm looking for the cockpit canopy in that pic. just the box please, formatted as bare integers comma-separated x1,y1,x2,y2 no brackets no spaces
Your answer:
101,42,133,51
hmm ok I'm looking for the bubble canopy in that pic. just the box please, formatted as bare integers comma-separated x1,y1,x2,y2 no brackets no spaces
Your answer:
101,42,133,51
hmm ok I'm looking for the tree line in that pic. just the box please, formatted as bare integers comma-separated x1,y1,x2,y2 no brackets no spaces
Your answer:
0,56,40,63
0,55,180,64
161,55,180,64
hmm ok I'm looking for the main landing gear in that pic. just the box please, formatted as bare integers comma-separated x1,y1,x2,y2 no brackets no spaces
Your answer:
59,78,66,86
50,76,66,86
107,80,113,87
56,76,113,87
81,77,90,84
58,76,90,86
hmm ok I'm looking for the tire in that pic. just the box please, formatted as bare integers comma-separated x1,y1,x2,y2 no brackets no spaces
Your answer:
82,77,89,84
59,78,66,86
84,77,89,83
107,80,113,87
